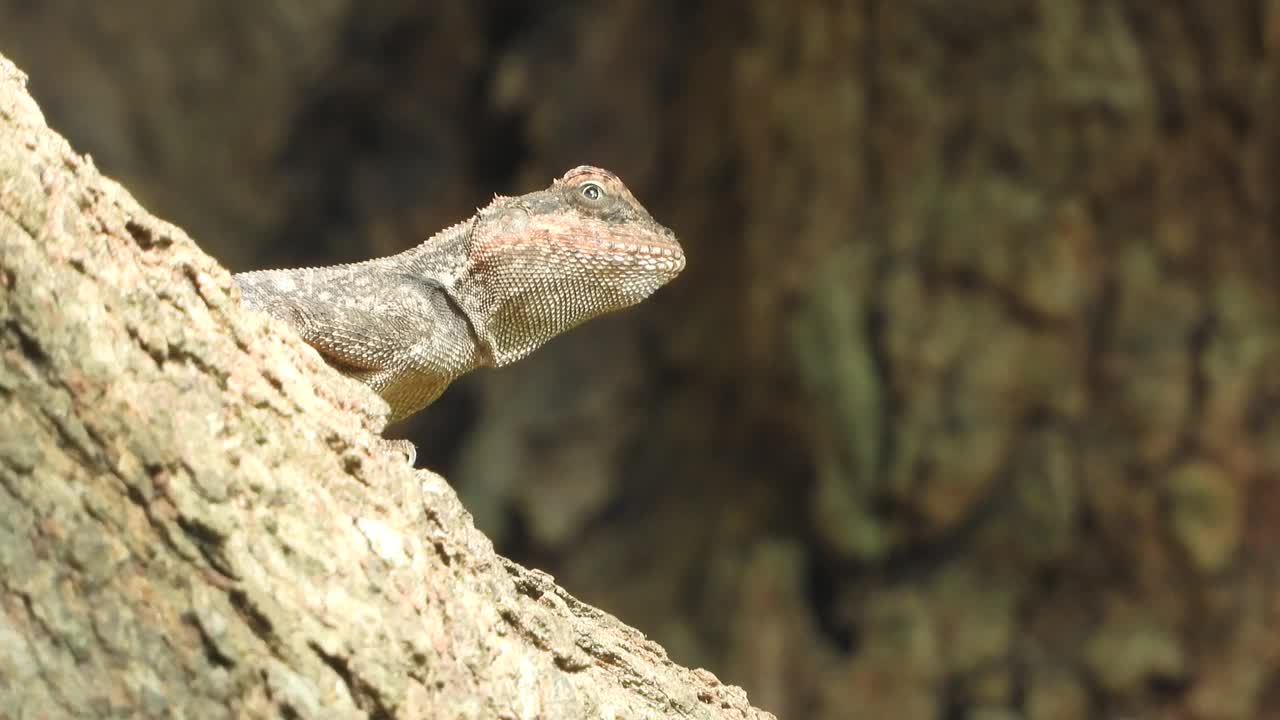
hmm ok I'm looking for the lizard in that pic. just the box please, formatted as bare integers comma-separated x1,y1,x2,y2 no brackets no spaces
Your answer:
233,166,685,459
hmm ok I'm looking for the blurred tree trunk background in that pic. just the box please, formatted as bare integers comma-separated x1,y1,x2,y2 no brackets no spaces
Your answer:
3,2,1276,717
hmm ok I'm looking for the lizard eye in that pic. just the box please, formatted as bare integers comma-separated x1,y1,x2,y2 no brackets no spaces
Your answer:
579,182,605,202
565,177,615,211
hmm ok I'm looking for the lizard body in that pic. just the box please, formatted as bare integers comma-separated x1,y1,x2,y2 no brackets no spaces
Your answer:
235,166,685,424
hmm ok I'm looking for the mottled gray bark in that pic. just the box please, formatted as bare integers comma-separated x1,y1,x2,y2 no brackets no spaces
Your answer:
0,55,772,720
4,2,1280,718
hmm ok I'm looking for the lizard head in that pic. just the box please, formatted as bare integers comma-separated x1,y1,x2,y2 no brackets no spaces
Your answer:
460,166,686,366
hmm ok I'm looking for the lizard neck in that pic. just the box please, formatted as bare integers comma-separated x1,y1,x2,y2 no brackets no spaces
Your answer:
397,218,474,287
397,218,501,367
397,212,565,369
447,264,605,370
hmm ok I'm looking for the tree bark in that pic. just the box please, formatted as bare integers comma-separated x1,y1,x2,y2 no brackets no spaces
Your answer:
0,54,772,720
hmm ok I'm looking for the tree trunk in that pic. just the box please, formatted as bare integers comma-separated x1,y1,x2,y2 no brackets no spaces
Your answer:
0,55,772,720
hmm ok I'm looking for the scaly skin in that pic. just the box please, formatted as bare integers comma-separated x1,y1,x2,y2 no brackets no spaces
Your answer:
234,166,685,423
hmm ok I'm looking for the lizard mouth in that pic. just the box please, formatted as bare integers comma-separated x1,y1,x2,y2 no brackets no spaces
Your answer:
617,225,686,278
608,239,685,276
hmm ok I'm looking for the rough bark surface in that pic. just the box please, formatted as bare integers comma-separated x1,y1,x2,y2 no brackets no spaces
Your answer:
0,56,771,720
